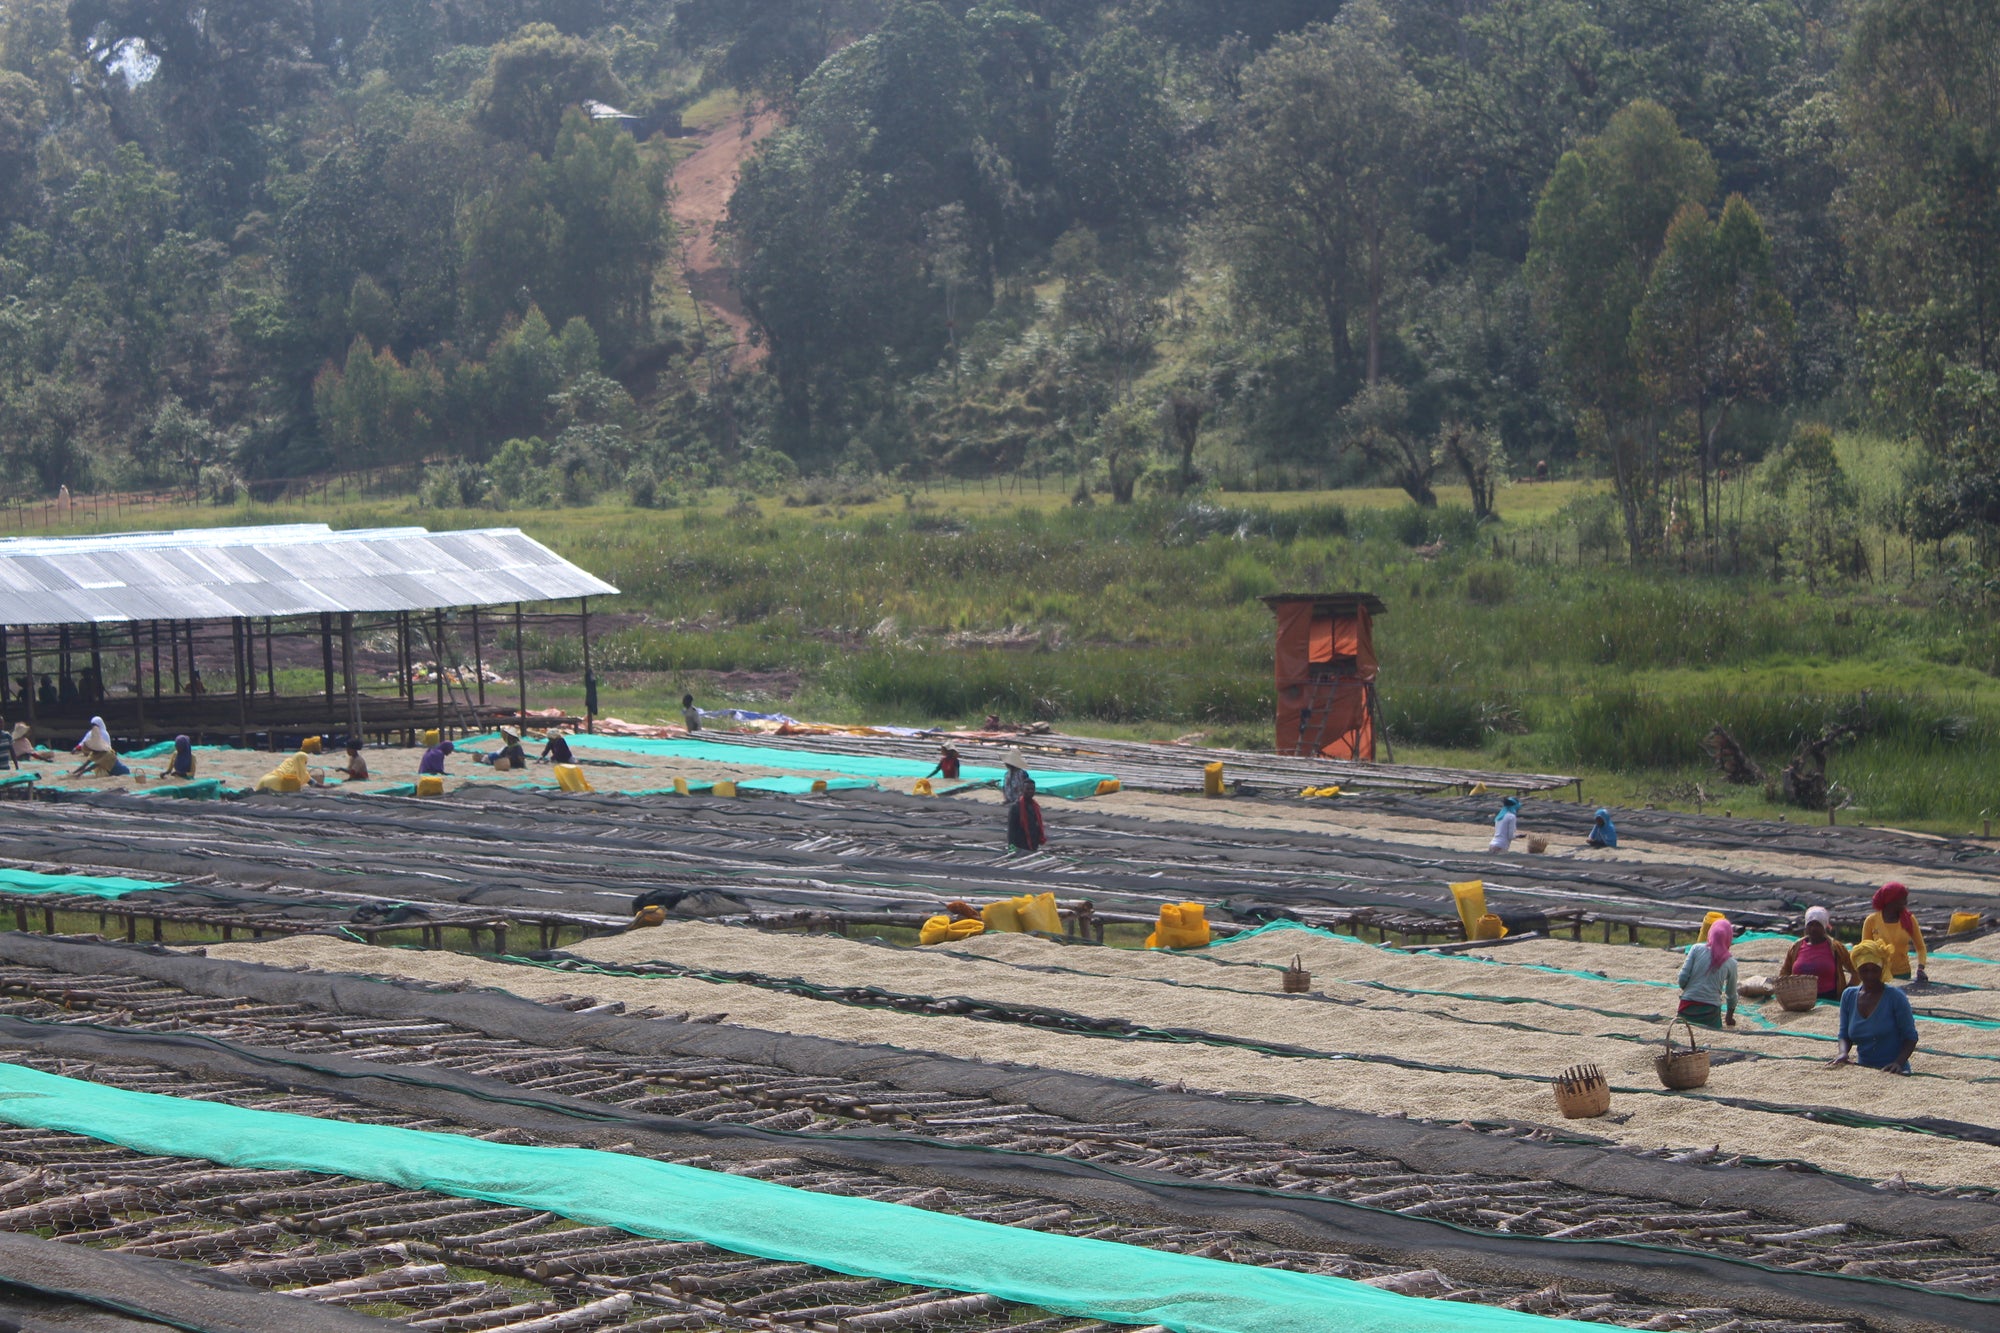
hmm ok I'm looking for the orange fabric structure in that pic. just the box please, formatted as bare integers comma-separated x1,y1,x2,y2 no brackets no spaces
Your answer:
1262,593,1386,760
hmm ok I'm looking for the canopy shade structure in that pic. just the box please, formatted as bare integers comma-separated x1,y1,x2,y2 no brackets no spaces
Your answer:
0,524,616,624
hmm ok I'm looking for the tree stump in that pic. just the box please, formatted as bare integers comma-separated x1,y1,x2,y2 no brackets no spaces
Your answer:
1702,725,1763,785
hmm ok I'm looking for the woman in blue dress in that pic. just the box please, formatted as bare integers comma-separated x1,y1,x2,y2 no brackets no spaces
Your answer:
1829,940,1918,1075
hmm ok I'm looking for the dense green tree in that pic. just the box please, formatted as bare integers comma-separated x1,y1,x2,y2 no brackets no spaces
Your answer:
470,24,624,154
1054,27,1183,236
1529,100,1717,559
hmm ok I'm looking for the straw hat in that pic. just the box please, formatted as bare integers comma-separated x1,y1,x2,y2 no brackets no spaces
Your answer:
1002,750,1027,770
500,726,521,743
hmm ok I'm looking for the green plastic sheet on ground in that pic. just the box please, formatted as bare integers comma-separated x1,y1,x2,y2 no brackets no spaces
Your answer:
460,732,1113,800
142,778,226,801
0,1063,1562,1333
0,867,175,899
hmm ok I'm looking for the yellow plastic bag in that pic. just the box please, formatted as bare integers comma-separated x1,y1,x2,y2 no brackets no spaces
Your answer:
301,736,322,754
914,778,935,796
1203,762,1224,798
1145,902,1211,949
553,763,594,794
631,905,667,928
1474,912,1507,941
415,775,445,797
1095,778,1122,795
1449,880,1489,939
672,777,688,795
920,915,988,945
1017,891,1062,935
1950,911,1984,935
1300,785,1342,798
713,780,736,797
981,898,1024,933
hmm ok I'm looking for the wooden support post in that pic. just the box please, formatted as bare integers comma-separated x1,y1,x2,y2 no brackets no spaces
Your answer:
132,622,145,738
471,607,485,707
514,602,527,720
434,609,446,737
88,623,101,703
186,620,197,694
150,621,160,701
397,611,411,705
320,612,335,732
340,613,361,745
264,617,275,696
580,596,593,734
231,617,249,748
22,625,32,726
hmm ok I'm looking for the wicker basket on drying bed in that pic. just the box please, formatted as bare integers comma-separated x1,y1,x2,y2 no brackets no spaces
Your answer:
1281,955,1312,993
1772,974,1820,1012
1656,1018,1712,1089
1553,1063,1610,1118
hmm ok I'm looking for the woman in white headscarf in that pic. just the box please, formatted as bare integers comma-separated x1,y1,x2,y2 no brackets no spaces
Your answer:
1779,905,1854,1004
69,717,128,777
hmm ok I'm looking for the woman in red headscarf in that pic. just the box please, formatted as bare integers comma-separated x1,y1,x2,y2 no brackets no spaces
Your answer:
1862,882,1928,984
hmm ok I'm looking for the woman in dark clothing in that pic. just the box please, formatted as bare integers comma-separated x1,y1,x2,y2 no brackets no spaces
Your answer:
539,729,574,764
481,726,526,770
1002,752,1045,852
161,736,196,779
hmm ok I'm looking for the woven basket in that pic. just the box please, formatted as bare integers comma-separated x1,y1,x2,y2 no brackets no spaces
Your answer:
1655,1018,1712,1089
1525,835,1549,854
1772,974,1820,1012
1552,1063,1610,1119
1281,955,1312,994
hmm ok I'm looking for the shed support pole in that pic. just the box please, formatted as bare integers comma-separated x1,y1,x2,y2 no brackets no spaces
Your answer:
264,617,274,697
580,597,593,734
150,622,160,702
170,621,180,693
434,609,446,738
471,607,485,707
514,603,526,721
341,613,361,745
320,613,336,736
88,623,101,703
132,623,145,738
23,625,33,726
231,617,249,749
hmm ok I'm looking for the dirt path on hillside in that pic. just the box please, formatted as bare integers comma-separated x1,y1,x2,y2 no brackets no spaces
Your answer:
671,106,780,370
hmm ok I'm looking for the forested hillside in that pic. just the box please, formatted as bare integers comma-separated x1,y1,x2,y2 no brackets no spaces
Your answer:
1,0,1995,570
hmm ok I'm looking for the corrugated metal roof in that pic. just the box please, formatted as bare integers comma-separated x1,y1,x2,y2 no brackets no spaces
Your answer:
0,525,618,624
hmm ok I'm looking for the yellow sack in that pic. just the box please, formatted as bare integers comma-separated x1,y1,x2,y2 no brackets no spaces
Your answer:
632,905,667,928
981,898,1024,933
553,763,594,794
301,736,322,754
672,777,689,795
1145,902,1211,950
1018,891,1062,935
1203,762,1224,798
1449,880,1488,939
920,915,987,945
422,729,440,747
914,778,935,796
415,775,445,797
1300,785,1342,798
713,780,737,797
1950,911,1984,935
1095,778,1121,795
1474,912,1507,941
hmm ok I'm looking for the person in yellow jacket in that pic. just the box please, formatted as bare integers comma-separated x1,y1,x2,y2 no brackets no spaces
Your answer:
1862,882,1928,983
254,751,319,793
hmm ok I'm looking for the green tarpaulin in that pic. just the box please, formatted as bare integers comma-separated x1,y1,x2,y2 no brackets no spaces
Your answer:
461,732,1114,800
0,1064,1564,1333
0,867,176,899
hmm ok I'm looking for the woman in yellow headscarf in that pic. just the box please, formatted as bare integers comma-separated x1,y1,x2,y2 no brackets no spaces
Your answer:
254,751,317,793
1830,940,1917,1075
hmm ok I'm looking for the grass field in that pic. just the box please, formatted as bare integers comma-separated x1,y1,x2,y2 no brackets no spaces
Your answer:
23,466,2000,832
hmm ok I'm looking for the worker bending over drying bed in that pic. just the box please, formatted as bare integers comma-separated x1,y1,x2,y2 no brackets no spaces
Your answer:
1487,796,1521,852
1676,917,1738,1029
418,739,454,776
538,728,573,765
161,736,195,780
1002,752,1045,853
255,751,321,793
1831,941,1918,1075
1778,906,1854,1004
1863,882,1929,984
478,726,526,771
69,717,127,777
925,743,961,781
335,742,368,781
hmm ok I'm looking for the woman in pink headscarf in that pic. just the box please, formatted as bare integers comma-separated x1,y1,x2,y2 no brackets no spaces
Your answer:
1675,917,1738,1029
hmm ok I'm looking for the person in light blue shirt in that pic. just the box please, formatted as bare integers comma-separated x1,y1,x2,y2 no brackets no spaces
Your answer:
1830,941,1918,1075
1676,918,1738,1029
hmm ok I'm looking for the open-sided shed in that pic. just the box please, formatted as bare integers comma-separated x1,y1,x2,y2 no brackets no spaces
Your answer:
0,523,617,748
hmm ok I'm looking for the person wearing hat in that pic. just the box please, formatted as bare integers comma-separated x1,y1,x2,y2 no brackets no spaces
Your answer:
538,727,574,765
1779,906,1854,1003
925,743,962,781
1862,882,1928,983
1002,751,1046,852
481,726,527,771
1487,796,1522,852
9,723,49,764
1831,939,1918,1073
